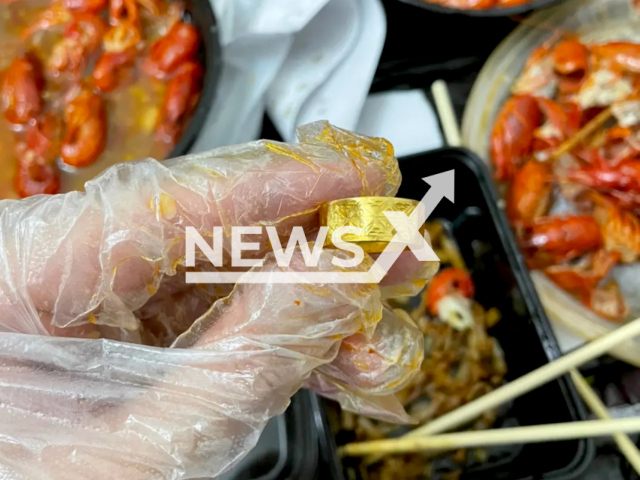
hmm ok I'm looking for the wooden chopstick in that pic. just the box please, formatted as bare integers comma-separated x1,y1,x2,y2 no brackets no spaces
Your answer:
341,418,640,457
431,80,461,147
570,369,640,475
390,78,640,470
364,317,640,464
551,107,613,160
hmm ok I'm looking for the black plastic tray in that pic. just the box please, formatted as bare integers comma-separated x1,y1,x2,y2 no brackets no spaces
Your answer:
221,391,318,480
313,148,594,480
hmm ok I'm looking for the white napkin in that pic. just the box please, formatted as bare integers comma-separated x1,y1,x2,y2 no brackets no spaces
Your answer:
190,0,386,151
355,90,443,158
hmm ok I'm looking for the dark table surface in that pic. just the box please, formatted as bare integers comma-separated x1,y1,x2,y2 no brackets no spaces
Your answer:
262,1,640,478
370,0,519,120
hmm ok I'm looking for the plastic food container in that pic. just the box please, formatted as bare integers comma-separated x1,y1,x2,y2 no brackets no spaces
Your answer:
461,0,640,158
313,148,594,480
461,0,640,366
220,392,318,480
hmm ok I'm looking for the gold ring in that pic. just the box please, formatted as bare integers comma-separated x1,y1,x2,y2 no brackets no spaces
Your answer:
319,197,425,254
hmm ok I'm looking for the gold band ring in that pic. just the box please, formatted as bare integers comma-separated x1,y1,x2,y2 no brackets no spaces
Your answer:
320,197,426,254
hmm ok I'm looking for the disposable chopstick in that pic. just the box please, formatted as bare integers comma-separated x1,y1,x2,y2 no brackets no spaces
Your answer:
407,78,640,471
570,369,640,475
431,80,461,147
341,417,640,457
551,107,613,160
364,317,640,464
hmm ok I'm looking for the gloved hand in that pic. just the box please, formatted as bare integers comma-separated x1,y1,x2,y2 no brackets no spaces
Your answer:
0,122,437,480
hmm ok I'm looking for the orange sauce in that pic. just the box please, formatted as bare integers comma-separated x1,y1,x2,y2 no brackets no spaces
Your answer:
0,0,178,199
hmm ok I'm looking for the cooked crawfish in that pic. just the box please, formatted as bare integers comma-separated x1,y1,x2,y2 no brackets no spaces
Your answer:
155,61,203,145
102,20,141,52
601,190,640,215
14,156,60,197
65,12,106,51
14,116,61,197
109,0,138,23
544,249,627,321
92,20,141,91
109,0,159,23
533,98,581,152
521,215,603,267
552,38,589,95
15,114,60,164
61,89,106,167
512,45,556,97
553,39,589,76
47,13,106,76
1,53,44,125
601,125,640,164
495,35,640,322
590,281,629,321
21,3,73,39
490,95,541,181
590,42,640,74
569,157,640,193
154,0,183,32
606,125,635,143
142,21,200,80
93,48,137,92
572,125,640,167
47,37,84,75
506,158,553,225
611,100,640,130
592,193,640,263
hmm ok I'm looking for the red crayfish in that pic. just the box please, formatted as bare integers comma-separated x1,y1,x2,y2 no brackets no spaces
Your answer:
60,88,107,167
520,215,603,268
14,116,61,197
1,53,44,125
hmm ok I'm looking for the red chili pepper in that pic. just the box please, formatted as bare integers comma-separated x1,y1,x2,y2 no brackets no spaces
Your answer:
425,267,475,315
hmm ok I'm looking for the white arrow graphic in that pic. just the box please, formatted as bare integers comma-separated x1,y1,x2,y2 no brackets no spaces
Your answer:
367,170,455,283
186,170,455,284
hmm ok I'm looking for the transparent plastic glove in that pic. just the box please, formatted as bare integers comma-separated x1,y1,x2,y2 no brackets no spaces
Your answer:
307,300,440,420
0,122,437,479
